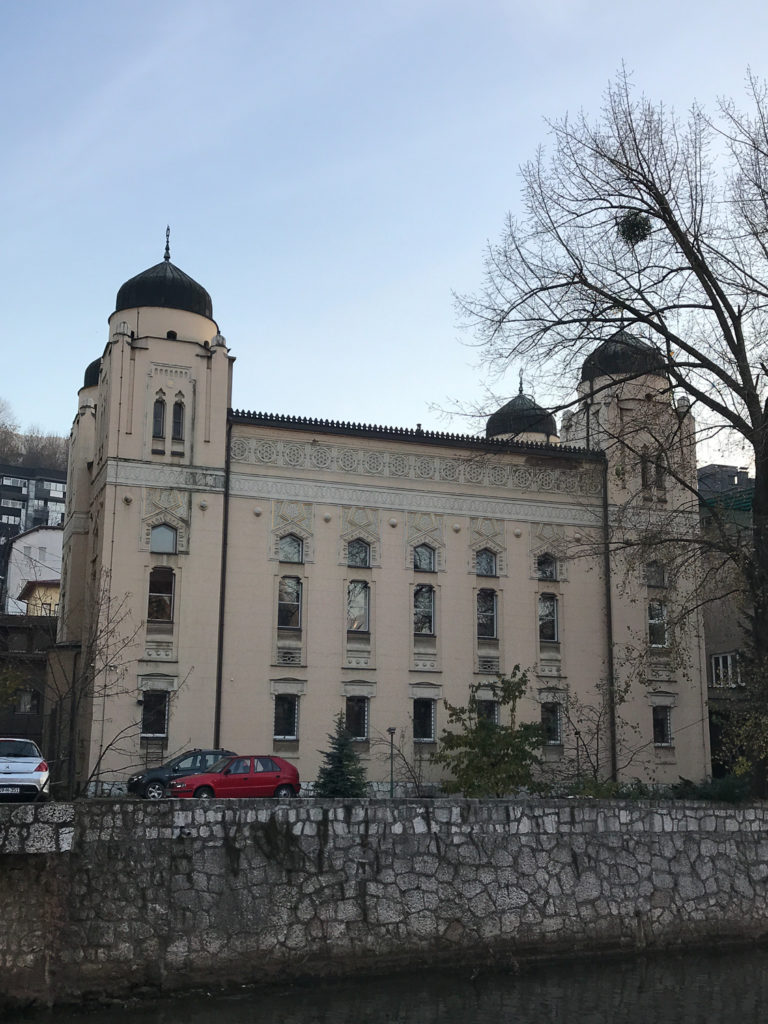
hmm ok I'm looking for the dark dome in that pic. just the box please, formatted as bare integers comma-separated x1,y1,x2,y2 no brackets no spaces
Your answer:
581,329,666,384
83,358,101,388
486,392,558,440
115,259,213,319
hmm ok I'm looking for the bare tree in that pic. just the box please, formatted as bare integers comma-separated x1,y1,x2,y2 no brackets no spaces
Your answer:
0,398,21,465
46,572,146,797
460,68,768,756
20,427,68,472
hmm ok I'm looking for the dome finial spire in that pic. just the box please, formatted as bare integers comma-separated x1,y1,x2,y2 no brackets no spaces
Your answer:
164,225,171,262
519,369,524,395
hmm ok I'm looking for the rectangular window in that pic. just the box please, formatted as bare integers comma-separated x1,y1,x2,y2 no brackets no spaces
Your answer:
644,562,665,587
477,589,497,638
712,652,740,687
347,581,370,632
652,705,672,746
414,585,435,634
541,702,562,745
413,697,436,742
141,691,169,737
476,699,499,724
147,567,175,623
345,695,369,740
538,594,558,642
277,577,302,629
274,694,298,740
648,600,667,647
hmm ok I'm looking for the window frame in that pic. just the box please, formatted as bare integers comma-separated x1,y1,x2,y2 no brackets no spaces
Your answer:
347,580,370,632
147,567,175,625
345,695,369,741
152,398,166,440
538,593,559,643
274,693,299,740
648,600,668,647
541,702,562,745
645,561,666,588
413,543,436,572
475,548,497,577
413,584,435,635
712,651,740,688
536,553,557,581
652,705,672,747
171,400,185,441
141,691,169,738
279,533,304,564
476,699,499,724
476,588,498,639
413,697,436,742
150,524,178,554
347,538,371,568
15,689,41,715
277,576,302,630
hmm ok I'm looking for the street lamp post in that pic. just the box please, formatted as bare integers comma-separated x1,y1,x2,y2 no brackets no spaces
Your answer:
387,726,396,798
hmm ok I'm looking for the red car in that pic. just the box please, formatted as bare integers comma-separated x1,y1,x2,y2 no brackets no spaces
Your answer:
168,754,300,799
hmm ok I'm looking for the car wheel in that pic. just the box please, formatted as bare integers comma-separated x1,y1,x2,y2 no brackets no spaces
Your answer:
144,781,166,800
194,786,215,799
274,784,296,798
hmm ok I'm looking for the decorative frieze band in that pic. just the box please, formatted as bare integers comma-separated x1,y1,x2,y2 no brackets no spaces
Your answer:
229,434,602,497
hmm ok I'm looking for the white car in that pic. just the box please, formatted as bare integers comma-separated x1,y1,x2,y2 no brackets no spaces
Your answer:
0,738,50,802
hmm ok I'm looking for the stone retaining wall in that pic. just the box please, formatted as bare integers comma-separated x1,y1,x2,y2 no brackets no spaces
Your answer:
2,798,768,1007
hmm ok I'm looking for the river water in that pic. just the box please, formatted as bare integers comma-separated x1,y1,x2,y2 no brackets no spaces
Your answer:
18,947,768,1024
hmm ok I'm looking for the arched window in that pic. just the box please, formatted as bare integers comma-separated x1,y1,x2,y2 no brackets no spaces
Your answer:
347,581,370,631
147,567,175,624
152,399,166,439
279,534,303,563
414,584,435,634
347,538,371,568
536,553,557,580
476,548,497,576
477,589,497,638
278,576,302,629
413,543,435,572
150,524,177,554
172,401,184,441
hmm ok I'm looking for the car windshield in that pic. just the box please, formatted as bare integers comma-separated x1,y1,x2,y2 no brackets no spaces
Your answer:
0,739,41,758
207,757,233,774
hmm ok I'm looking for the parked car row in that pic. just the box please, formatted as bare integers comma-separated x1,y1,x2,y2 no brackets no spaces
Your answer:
127,749,301,800
0,738,301,803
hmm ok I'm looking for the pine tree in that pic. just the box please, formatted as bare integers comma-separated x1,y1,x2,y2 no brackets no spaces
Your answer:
314,713,368,797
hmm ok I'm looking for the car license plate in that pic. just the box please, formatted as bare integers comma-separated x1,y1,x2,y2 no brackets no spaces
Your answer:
0,786,20,794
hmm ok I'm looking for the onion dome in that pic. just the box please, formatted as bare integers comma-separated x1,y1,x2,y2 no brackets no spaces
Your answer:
114,230,213,319
486,389,557,440
581,329,665,384
83,358,101,388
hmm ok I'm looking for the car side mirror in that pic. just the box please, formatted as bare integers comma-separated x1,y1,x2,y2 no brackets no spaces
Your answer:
223,768,231,775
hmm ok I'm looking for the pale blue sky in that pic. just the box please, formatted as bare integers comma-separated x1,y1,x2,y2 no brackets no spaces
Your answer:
3,1,768,441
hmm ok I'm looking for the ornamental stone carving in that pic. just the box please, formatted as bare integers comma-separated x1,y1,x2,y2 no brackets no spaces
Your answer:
228,433,601,497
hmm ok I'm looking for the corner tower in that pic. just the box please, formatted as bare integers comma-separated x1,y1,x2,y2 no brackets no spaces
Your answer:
57,236,233,791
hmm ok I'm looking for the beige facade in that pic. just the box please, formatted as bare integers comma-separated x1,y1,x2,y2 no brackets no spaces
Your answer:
58,254,711,793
